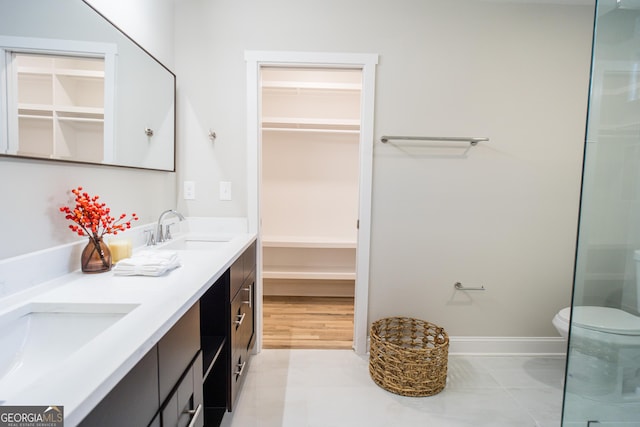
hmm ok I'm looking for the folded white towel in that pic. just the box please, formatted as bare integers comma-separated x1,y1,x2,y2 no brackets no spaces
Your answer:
113,250,181,276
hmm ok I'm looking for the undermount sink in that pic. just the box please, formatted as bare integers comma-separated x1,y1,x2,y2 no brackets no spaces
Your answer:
0,302,138,395
158,236,231,251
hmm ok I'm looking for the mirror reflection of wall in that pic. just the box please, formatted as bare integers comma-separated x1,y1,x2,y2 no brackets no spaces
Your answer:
0,0,175,171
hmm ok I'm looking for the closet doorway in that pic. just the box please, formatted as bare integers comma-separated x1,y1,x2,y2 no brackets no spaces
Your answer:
246,51,377,355
260,66,360,349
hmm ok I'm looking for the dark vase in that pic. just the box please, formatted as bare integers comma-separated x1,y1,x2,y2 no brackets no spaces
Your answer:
81,237,112,273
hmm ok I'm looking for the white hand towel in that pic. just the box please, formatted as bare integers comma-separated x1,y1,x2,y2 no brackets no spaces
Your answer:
113,250,181,276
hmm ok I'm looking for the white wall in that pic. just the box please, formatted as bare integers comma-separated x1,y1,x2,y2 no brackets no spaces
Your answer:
0,0,176,260
370,3,593,337
85,0,175,70
174,0,594,337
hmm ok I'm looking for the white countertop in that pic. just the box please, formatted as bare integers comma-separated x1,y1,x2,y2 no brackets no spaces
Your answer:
0,227,256,426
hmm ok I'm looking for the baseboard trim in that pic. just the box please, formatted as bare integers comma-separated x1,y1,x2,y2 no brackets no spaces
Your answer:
448,336,567,355
364,336,568,356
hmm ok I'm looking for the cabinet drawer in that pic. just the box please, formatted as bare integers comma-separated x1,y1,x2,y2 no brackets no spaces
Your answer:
230,241,257,299
230,273,254,351
161,351,204,427
230,288,251,353
230,256,244,300
229,348,249,412
158,303,201,403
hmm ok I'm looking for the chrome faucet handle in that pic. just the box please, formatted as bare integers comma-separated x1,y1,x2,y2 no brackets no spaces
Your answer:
165,223,174,240
144,229,156,246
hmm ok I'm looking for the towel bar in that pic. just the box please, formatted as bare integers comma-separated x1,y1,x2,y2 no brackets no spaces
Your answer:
380,136,489,146
454,282,485,291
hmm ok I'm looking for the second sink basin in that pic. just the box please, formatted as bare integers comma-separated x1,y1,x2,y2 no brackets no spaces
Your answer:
0,302,139,396
158,236,231,251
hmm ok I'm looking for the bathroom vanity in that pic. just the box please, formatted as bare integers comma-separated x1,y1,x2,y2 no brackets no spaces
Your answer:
78,239,257,427
0,222,256,427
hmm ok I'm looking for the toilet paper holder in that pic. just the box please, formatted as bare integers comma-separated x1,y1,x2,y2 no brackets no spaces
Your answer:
454,282,485,291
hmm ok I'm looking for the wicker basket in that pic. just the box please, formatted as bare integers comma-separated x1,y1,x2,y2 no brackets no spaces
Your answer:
369,317,449,397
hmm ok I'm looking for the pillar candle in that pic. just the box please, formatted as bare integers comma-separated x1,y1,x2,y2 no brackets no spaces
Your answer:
109,239,132,264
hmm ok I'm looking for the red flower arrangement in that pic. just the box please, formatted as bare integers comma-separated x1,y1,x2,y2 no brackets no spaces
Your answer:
60,186,138,272
60,186,139,240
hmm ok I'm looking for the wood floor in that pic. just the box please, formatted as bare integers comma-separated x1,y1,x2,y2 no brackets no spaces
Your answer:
262,296,354,349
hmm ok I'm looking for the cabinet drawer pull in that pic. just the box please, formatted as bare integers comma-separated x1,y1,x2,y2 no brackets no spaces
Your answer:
242,284,252,308
184,403,202,427
234,312,246,326
235,361,247,377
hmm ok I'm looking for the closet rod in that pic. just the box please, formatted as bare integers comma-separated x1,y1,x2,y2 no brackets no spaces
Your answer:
262,127,360,135
380,135,489,146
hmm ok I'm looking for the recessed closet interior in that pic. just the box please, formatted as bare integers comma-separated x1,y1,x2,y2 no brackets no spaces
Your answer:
260,66,361,348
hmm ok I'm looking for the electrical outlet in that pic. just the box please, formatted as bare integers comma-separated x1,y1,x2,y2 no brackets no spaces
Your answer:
220,181,232,201
184,181,195,200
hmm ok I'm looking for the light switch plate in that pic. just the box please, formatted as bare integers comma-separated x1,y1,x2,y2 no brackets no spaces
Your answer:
219,181,232,201
184,181,196,200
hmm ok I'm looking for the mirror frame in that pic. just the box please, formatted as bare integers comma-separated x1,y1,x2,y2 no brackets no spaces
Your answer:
0,0,176,172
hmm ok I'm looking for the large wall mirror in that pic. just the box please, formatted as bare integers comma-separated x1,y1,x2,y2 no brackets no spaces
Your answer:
0,0,175,171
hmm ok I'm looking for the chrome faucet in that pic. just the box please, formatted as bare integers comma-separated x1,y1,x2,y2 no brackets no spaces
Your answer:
156,209,186,243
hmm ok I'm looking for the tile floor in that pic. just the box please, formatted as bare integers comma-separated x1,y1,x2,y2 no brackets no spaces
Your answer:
221,349,565,427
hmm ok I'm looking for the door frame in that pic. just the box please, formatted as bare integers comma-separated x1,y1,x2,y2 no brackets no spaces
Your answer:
245,50,378,355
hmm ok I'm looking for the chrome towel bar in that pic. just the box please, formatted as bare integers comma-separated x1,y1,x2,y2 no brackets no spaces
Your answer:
454,282,485,291
380,135,489,146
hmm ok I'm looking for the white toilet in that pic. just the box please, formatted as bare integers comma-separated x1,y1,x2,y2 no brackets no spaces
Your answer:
552,250,640,401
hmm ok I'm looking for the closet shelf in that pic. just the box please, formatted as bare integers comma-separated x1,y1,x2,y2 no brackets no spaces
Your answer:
18,66,104,79
54,69,105,78
262,80,361,91
57,116,104,124
262,117,359,127
18,104,104,115
55,105,104,115
263,127,359,135
262,236,357,249
262,265,356,281
18,104,55,113
262,117,360,135
18,113,53,120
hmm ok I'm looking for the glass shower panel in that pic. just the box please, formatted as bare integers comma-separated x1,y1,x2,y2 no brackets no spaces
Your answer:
563,0,640,425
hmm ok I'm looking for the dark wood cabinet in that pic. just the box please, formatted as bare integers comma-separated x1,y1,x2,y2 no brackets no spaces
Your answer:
158,304,201,404
158,304,203,427
160,351,204,427
229,241,256,411
79,304,203,427
229,267,255,409
78,345,160,427
200,241,256,426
